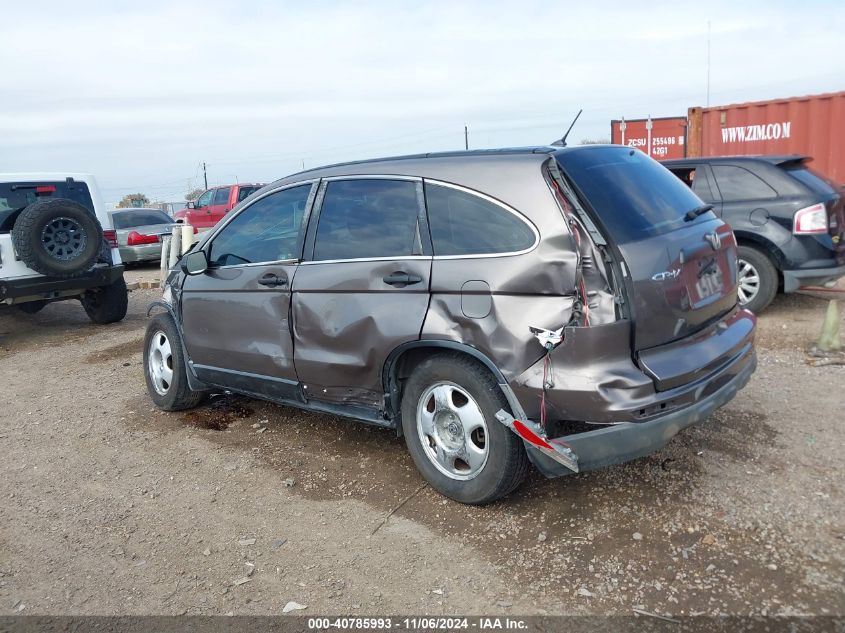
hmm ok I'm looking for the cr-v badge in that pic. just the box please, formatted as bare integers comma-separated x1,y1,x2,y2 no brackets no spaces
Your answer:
652,269,681,281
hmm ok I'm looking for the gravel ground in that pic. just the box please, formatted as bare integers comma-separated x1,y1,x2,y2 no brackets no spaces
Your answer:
1,265,842,616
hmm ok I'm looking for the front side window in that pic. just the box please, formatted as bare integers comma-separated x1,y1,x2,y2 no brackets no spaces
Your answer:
712,165,778,201
208,185,311,267
424,183,536,256
212,187,231,206
195,190,213,208
313,179,422,261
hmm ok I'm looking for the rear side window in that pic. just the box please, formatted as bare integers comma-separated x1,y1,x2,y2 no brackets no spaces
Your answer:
237,186,259,202
556,147,711,242
313,179,422,261
212,187,231,205
112,210,172,229
712,165,777,201
424,183,536,256
209,185,311,266
0,181,94,232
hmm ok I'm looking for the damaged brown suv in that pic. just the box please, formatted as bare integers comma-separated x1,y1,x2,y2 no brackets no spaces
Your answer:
144,146,757,504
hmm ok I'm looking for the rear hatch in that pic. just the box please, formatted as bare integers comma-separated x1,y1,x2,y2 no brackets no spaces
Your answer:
555,147,743,388
0,179,95,233
782,161,845,265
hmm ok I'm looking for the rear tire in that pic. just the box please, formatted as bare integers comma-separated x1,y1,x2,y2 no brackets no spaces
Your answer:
400,353,529,505
81,277,128,324
11,199,103,278
737,245,778,313
143,312,205,411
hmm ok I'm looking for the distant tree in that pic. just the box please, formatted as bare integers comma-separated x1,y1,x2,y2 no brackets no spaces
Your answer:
117,193,150,208
185,188,204,201
579,137,611,145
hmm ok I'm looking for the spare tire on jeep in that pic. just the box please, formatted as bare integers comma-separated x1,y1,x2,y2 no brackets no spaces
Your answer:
11,198,103,278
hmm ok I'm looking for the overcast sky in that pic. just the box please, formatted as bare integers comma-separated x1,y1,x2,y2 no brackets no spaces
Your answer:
2,1,843,204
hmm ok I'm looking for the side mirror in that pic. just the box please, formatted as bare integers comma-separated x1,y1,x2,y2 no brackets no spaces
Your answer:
187,201,196,209
181,250,209,275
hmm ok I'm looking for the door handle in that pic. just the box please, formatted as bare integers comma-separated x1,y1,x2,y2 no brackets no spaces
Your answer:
382,271,423,287
257,272,288,287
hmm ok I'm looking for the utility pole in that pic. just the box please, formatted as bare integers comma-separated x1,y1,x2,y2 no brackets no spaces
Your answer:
464,125,469,150
203,162,208,189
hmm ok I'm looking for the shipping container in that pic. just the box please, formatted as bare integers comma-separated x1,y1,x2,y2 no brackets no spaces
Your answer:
687,91,845,185
610,116,687,160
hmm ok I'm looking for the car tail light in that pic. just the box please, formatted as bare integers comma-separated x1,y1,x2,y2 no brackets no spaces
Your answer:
103,230,118,248
793,203,828,235
127,231,160,246
35,185,56,194
193,226,198,234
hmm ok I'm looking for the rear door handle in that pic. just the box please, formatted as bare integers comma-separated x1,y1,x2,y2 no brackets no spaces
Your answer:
382,271,422,287
258,272,288,287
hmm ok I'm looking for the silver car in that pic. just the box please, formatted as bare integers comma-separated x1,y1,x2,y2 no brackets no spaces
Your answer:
109,208,179,263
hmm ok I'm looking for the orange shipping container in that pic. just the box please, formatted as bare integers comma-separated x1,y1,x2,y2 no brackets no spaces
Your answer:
610,117,687,160
687,91,845,185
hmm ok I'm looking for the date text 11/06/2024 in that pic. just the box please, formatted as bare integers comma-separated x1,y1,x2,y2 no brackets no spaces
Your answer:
307,616,529,630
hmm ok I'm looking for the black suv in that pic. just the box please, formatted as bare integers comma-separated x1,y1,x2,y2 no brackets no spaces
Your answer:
663,156,845,313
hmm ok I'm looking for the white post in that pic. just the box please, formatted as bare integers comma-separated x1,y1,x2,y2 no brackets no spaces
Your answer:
160,235,172,288
181,223,193,254
168,225,181,270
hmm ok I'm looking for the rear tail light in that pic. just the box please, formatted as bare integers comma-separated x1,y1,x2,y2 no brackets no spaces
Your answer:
103,230,118,248
193,226,198,234
793,203,828,235
127,231,160,246
35,185,57,194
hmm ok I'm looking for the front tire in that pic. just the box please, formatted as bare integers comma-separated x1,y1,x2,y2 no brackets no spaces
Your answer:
737,245,778,313
81,276,128,324
143,312,205,411
401,353,529,505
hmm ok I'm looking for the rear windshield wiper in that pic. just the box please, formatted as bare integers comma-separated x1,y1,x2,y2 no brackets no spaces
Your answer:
684,203,714,222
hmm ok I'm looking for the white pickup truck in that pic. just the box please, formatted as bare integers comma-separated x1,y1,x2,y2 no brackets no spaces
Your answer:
0,173,128,323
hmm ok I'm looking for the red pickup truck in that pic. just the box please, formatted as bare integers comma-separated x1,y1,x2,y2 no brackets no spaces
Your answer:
173,183,263,230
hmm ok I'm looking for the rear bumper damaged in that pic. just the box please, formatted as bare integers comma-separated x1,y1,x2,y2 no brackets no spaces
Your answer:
503,347,757,478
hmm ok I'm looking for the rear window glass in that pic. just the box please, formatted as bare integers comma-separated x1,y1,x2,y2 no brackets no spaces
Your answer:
786,167,838,195
711,165,778,201
425,183,536,256
112,210,172,229
313,179,422,261
0,181,94,232
556,147,711,242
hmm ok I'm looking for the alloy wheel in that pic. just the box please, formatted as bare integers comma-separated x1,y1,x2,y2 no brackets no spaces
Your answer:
416,381,489,481
737,258,761,306
148,330,174,396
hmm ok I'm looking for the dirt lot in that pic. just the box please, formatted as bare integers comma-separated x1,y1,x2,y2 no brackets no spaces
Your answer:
1,265,843,617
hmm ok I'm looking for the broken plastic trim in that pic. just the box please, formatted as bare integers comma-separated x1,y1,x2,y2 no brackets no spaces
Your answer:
529,325,564,351
495,409,579,473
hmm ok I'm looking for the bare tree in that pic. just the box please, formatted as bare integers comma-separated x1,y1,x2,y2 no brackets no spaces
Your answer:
117,193,150,208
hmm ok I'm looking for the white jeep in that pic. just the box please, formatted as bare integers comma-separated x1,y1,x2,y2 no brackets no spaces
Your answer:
0,173,128,323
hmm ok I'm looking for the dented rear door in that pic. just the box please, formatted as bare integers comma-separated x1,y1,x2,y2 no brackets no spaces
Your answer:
291,177,432,409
